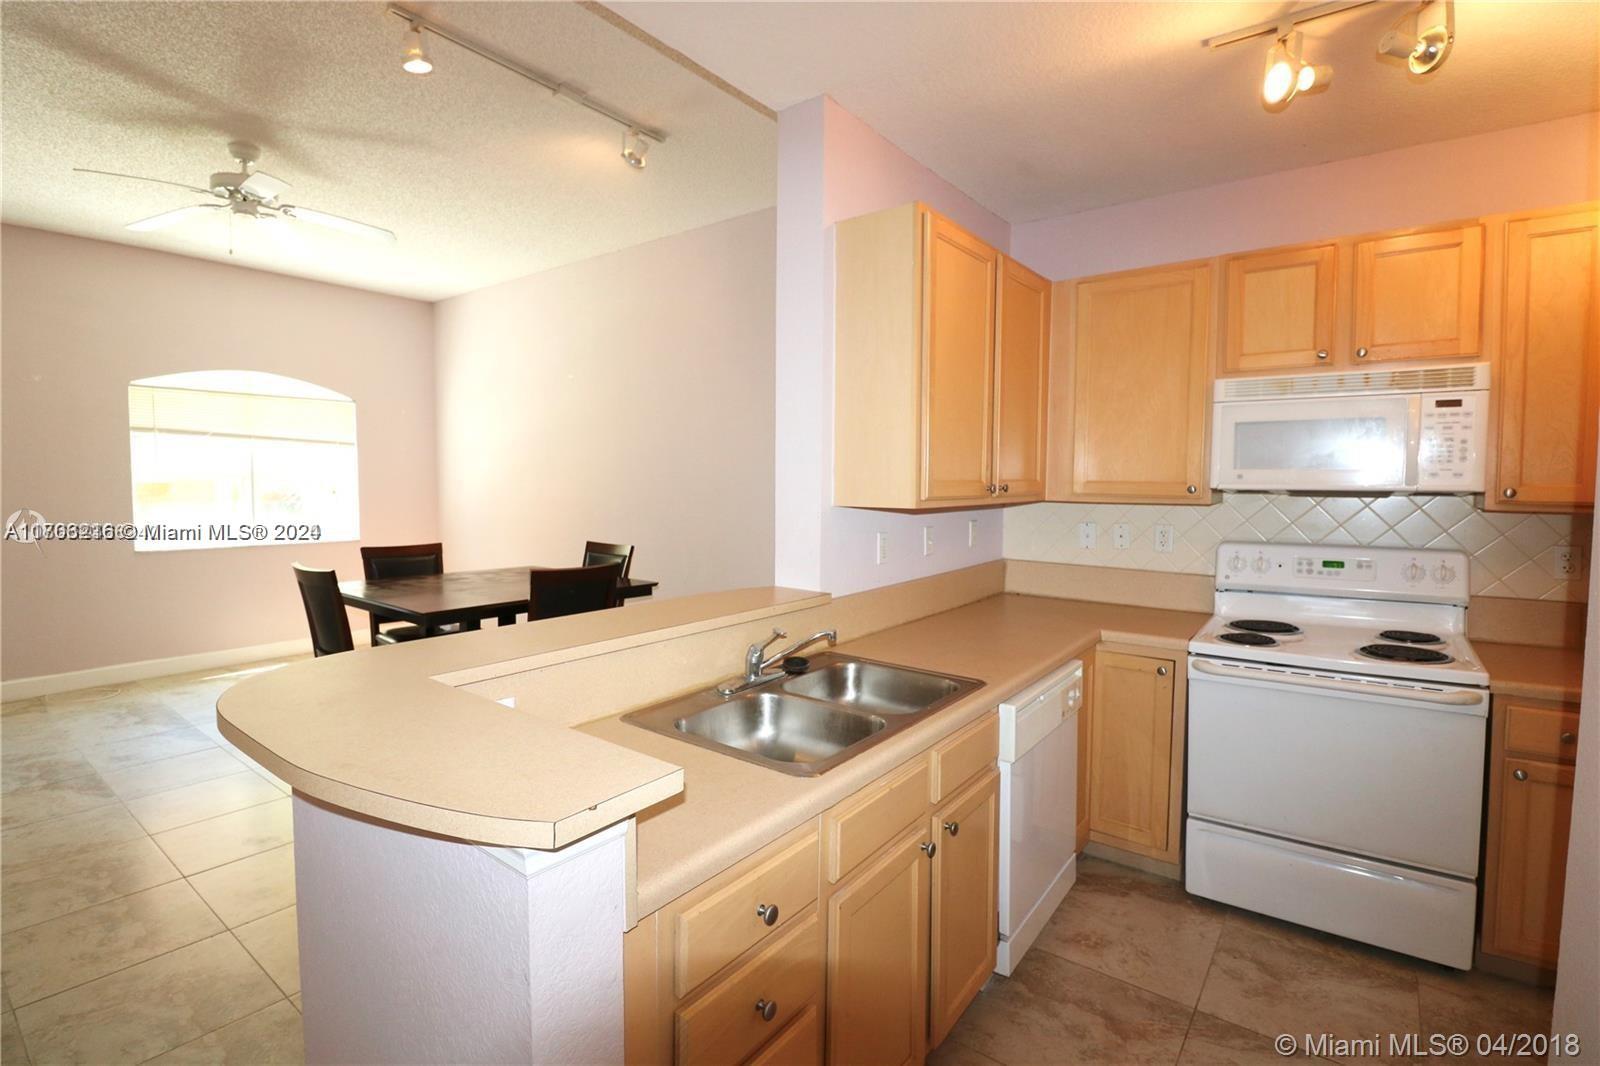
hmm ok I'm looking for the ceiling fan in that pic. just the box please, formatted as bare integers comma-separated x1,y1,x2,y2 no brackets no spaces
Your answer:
74,140,396,243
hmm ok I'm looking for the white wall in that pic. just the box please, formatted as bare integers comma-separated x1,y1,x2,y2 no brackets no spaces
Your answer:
434,210,776,599
0,225,439,682
775,95,1010,595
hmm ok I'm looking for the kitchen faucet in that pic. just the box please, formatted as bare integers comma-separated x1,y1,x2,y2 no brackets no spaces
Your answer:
716,627,838,697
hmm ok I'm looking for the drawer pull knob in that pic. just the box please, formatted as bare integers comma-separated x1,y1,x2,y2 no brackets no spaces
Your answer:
1561,732,1576,745
944,821,960,837
1503,487,1518,499
920,840,937,859
1186,484,1198,494
1513,769,1529,781
1356,347,1369,359
1316,349,1329,360
1156,666,1169,676
756,999,778,1022
755,903,779,926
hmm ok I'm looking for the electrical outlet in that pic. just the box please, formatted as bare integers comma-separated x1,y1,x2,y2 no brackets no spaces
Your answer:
1112,522,1131,549
1077,522,1097,550
967,519,977,549
875,532,889,565
1555,547,1581,577
922,526,934,557
1154,524,1174,553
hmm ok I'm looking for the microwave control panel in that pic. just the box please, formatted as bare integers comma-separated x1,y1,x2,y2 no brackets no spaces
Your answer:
1416,392,1486,492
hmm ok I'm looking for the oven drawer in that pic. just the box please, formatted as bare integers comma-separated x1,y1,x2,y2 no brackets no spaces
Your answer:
1187,657,1488,877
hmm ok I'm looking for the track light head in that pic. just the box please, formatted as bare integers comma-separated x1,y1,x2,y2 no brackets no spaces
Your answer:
621,128,649,170
1261,31,1302,111
401,23,433,75
1379,0,1453,75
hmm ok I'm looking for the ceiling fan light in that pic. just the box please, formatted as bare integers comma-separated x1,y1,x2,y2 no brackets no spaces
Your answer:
401,25,433,75
621,128,649,170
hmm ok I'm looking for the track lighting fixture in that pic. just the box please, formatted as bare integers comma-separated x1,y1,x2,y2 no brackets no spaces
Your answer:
401,22,432,75
1260,30,1332,112
621,129,649,170
1378,0,1454,76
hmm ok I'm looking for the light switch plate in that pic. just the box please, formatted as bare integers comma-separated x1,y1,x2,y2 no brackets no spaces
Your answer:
967,519,977,549
875,532,888,565
1112,523,1131,549
1077,522,1097,550
921,526,934,557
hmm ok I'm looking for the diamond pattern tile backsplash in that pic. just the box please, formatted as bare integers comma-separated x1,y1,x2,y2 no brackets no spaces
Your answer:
1004,496,1592,601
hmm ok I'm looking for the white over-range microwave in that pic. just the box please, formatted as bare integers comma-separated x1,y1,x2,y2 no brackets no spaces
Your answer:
1210,362,1489,494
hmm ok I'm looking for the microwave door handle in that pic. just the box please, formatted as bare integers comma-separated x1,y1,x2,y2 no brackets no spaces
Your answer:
1404,395,1421,489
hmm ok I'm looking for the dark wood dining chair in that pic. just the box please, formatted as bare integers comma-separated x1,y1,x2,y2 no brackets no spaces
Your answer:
582,541,635,579
360,543,447,643
293,564,354,657
528,562,623,621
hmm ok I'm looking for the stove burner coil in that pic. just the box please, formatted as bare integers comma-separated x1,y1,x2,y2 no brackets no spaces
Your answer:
1218,631,1278,647
1378,630,1443,645
1358,643,1453,665
1227,620,1302,635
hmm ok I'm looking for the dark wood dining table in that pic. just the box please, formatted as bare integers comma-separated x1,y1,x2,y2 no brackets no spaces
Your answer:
339,566,658,635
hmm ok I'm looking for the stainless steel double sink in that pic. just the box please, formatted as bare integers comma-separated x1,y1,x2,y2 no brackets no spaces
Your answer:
622,653,984,776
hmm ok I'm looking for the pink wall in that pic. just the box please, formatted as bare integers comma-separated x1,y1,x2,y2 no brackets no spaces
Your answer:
433,210,776,600
775,95,1009,594
0,225,439,682
1012,112,1600,281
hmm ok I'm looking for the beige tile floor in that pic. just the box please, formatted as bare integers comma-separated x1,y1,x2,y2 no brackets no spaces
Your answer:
2,661,305,1065
3,666,1557,1066
933,857,1556,1066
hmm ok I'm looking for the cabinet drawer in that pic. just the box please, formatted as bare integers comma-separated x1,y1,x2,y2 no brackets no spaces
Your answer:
745,1002,821,1066
1505,702,1580,763
930,712,999,803
676,913,822,1066
674,827,819,997
825,757,931,883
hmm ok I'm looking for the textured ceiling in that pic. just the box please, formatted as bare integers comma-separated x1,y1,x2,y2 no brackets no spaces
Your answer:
610,1,1600,223
0,2,776,300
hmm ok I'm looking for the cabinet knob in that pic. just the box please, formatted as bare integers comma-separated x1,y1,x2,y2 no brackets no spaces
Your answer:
986,484,997,495
1316,349,1329,361
1156,665,1169,676
1561,732,1576,745
755,999,778,1022
755,903,779,926
1513,768,1529,782
1356,347,1369,359
920,840,937,859
1000,484,1010,494
1186,484,1198,495
944,821,960,837
1503,487,1518,499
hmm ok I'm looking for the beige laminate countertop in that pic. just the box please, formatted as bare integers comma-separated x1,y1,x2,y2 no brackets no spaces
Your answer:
1474,640,1586,702
582,593,1209,916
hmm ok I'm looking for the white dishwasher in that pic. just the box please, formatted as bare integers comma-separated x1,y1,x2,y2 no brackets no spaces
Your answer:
995,659,1081,976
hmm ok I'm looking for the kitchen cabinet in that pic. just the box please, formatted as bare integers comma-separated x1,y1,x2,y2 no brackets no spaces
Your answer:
1352,223,1483,363
834,202,1049,508
1220,244,1339,374
1490,207,1600,513
1087,648,1183,863
1048,263,1212,503
1481,696,1580,970
827,827,930,1066
929,770,999,1046
746,1003,821,1066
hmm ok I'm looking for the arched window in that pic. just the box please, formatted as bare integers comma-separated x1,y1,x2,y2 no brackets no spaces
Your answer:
128,371,359,551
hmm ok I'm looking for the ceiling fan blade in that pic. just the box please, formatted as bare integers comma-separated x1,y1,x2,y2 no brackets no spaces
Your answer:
125,203,225,232
239,170,290,203
74,168,216,197
282,205,396,243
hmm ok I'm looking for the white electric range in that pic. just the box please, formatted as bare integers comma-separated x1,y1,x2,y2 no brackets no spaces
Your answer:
1185,542,1489,970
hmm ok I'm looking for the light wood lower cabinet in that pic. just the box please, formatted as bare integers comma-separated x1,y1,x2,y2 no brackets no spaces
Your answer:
929,771,999,1047
747,1003,822,1066
1481,696,1580,970
1086,647,1186,865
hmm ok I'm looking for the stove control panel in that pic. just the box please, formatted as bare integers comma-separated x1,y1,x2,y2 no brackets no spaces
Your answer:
1216,542,1470,604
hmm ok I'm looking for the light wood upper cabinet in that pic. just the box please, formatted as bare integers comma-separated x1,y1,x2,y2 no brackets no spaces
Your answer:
834,203,1047,509
929,770,999,1047
1490,208,1600,512
826,827,930,1066
1088,650,1176,856
1352,224,1483,363
993,257,1052,499
1221,244,1338,374
1049,263,1212,503
922,213,999,501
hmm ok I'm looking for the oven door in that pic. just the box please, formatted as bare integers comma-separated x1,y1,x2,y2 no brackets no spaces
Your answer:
1186,656,1487,877
1211,394,1418,492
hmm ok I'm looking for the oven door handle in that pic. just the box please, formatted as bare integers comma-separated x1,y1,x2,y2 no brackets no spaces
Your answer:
1189,658,1486,707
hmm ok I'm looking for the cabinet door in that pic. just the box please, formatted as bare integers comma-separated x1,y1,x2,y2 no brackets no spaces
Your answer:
1491,209,1600,511
827,828,930,1066
1088,652,1175,852
1352,225,1483,362
1068,265,1211,502
1484,757,1575,966
921,211,998,503
1221,244,1338,374
993,257,1051,499
929,770,999,1048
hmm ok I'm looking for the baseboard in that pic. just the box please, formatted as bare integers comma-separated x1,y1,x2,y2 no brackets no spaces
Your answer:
0,635,358,702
